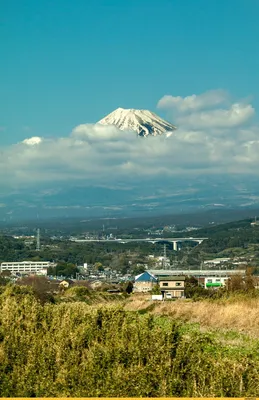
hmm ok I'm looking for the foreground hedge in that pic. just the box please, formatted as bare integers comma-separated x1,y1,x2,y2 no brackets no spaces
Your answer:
0,285,258,397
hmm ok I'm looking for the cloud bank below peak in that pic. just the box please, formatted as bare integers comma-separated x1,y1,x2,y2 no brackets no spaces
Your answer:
0,89,258,192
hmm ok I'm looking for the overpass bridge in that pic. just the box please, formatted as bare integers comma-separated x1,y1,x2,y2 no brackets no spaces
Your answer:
70,237,208,251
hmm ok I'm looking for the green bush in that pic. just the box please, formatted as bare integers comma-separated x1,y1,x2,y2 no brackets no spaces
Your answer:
0,286,258,397
64,285,91,299
151,284,161,294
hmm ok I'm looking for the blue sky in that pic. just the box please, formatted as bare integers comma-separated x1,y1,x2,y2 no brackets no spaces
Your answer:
1,0,259,145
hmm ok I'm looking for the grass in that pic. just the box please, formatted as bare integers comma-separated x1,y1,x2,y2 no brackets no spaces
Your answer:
1,285,259,396
125,293,259,337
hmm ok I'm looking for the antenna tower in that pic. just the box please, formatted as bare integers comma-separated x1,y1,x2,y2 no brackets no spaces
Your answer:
36,228,40,251
163,244,167,258
161,244,167,269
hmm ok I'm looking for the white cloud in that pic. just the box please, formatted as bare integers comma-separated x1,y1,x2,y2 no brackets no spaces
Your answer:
22,136,42,145
72,123,125,142
158,90,255,129
177,103,255,128
0,89,258,190
157,90,228,112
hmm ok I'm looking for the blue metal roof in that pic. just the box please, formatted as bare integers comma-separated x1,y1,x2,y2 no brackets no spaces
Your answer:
135,271,157,282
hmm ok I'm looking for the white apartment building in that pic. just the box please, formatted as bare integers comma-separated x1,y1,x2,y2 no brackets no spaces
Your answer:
0,261,55,276
203,258,231,265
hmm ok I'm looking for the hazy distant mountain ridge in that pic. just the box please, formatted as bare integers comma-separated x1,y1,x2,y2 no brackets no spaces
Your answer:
98,107,176,137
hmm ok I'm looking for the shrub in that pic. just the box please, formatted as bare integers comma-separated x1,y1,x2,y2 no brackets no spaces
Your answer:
0,287,258,397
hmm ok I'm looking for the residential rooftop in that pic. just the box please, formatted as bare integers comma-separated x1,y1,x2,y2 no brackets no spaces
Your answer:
158,276,185,281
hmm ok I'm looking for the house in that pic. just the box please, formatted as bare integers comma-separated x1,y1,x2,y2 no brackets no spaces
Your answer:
203,258,230,267
204,276,228,289
158,276,185,299
59,279,74,289
133,271,157,293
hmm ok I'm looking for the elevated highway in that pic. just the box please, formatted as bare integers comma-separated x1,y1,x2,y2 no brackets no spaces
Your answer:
70,237,208,250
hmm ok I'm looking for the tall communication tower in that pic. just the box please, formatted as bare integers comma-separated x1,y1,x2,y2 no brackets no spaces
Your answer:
161,244,167,269
36,228,40,251
163,243,167,258
171,254,178,270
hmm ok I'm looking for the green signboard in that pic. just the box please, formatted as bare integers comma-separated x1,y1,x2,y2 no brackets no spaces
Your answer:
206,282,222,287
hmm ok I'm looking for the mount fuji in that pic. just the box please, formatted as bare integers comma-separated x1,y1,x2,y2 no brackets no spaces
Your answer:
98,107,176,137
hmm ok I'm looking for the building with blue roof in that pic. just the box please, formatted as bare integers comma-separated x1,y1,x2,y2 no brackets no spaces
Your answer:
134,271,158,293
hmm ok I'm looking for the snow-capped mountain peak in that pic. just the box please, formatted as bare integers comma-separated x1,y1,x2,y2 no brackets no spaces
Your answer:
97,107,176,137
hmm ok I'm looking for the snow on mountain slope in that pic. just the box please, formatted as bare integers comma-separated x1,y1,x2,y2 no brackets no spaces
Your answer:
97,107,176,137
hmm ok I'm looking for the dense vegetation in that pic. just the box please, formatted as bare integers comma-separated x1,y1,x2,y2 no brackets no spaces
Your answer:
0,285,259,397
195,220,259,253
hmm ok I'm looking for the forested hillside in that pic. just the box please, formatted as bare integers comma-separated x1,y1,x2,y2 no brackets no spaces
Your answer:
194,220,259,254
